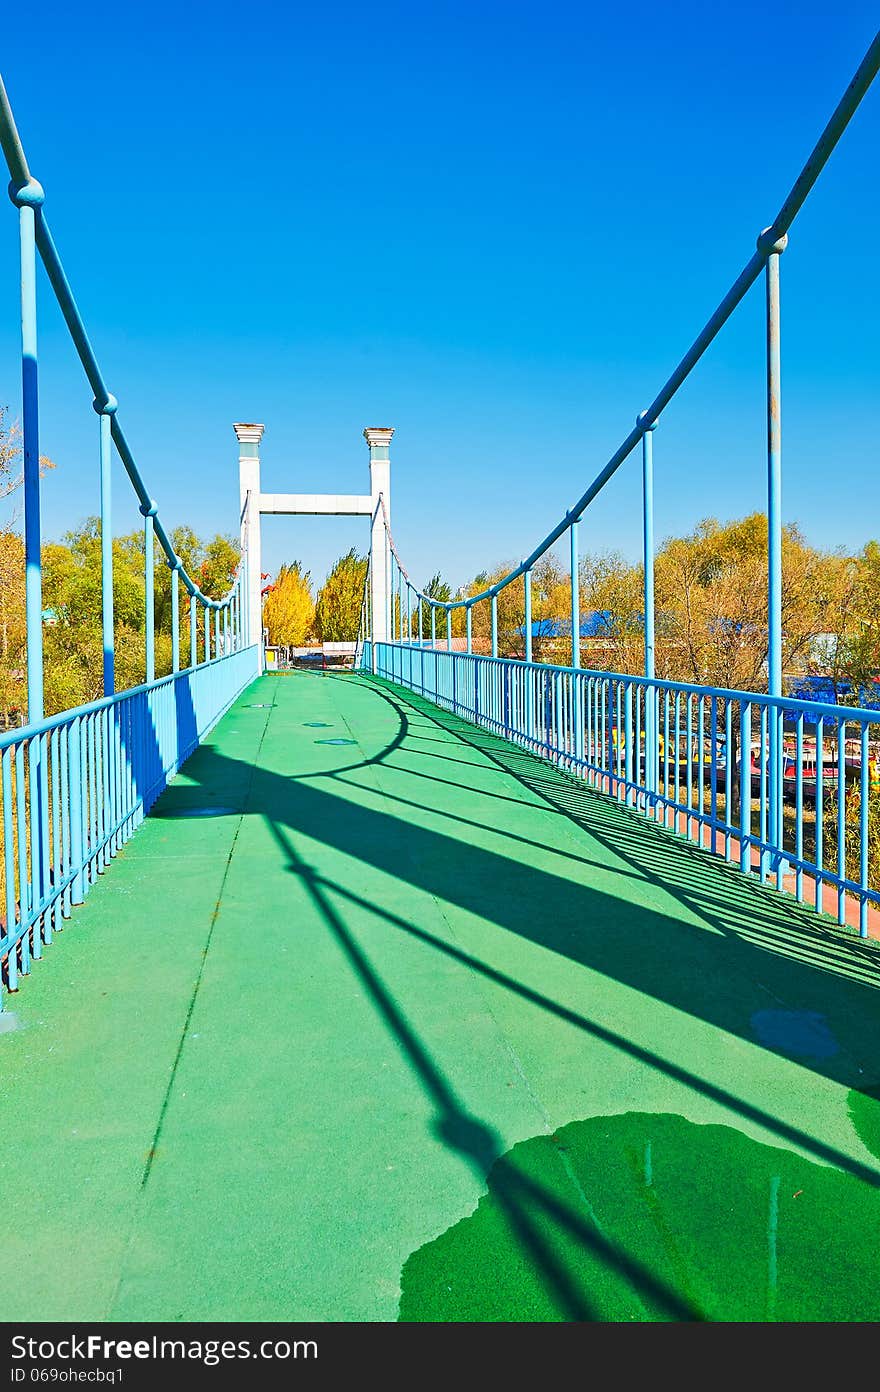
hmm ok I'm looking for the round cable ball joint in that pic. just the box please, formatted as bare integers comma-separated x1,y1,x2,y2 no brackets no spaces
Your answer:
139,499,159,519
636,410,658,433
757,227,789,258
8,176,45,208
167,553,183,573
92,392,118,416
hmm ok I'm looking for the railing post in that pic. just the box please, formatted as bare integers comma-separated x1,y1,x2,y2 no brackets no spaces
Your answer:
203,602,210,663
446,606,452,652
141,500,157,683
570,521,580,671
189,593,197,669
11,175,45,724
240,535,249,647
390,554,396,638
94,394,118,694
760,227,788,883
491,594,498,658
570,523,584,768
466,604,472,654
14,173,50,922
638,411,658,804
69,716,84,905
170,559,180,674
524,567,533,743
431,605,436,650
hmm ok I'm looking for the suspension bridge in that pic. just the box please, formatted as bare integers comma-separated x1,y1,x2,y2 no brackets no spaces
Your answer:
1,36,880,1323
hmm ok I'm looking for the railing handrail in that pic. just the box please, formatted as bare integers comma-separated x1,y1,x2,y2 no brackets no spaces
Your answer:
372,639,880,935
0,74,236,611
383,32,880,613
0,642,260,752
379,638,880,726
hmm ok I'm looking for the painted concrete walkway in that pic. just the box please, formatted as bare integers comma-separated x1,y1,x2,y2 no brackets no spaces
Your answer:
2,672,880,1321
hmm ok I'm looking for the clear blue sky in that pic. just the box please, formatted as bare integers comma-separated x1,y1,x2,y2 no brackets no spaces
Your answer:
0,2,878,592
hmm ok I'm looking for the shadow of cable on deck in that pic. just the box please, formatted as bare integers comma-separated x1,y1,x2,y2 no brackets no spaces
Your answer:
260,812,701,1321
151,672,880,1318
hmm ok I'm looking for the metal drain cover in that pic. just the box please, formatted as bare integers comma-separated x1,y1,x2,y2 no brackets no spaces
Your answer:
315,738,356,746
176,806,239,818
304,721,333,728
244,703,270,708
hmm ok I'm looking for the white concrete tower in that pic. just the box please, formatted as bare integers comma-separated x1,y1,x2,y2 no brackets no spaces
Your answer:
365,427,393,647
233,422,265,658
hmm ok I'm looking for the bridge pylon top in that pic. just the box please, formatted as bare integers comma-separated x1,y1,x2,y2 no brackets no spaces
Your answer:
363,427,394,450
233,422,265,445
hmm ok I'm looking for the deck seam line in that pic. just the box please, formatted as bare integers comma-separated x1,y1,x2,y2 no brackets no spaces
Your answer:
139,696,277,1188
104,693,276,1319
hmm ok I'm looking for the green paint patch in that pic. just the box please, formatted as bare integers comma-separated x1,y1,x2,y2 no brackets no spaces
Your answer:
848,1086,880,1162
399,1113,880,1322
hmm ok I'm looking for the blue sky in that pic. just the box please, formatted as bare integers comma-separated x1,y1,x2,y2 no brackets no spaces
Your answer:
0,2,878,592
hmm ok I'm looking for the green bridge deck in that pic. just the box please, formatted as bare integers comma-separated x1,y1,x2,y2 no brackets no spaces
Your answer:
3,671,880,1321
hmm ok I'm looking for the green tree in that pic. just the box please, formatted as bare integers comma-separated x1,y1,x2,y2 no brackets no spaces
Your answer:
29,519,239,715
314,549,368,642
417,573,453,639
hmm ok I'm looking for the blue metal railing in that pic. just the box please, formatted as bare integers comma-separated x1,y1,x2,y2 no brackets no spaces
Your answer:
371,642,880,938
380,32,880,661
379,33,880,675
358,34,880,935
0,646,256,994
0,76,261,1003
0,74,254,719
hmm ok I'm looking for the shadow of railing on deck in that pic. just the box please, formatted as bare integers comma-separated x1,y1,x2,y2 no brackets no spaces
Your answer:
148,671,880,1314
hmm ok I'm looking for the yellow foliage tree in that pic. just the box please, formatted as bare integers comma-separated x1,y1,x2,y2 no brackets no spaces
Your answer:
263,562,315,647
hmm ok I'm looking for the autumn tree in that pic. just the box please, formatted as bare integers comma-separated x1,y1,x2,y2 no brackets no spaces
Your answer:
0,405,55,514
808,542,880,702
0,406,58,721
0,530,25,726
314,549,368,642
263,562,314,646
462,564,527,657
652,514,831,691
579,551,644,673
